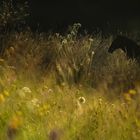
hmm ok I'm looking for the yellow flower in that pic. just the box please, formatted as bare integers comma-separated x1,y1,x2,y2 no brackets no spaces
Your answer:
128,89,137,95
3,90,9,97
9,115,22,129
0,94,5,103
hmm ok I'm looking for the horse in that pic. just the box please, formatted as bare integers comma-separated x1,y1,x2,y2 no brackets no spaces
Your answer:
108,35,140,60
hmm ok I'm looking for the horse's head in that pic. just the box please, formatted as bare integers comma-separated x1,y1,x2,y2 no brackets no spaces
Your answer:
108,36,125,53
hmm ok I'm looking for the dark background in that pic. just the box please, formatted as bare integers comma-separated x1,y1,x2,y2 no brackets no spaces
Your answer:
27,0,140,33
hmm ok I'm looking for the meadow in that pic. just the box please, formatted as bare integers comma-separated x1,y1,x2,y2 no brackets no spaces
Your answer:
0,22,140,140
1,2,140,139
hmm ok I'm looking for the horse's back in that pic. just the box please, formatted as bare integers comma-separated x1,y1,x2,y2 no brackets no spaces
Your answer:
109,35,140,61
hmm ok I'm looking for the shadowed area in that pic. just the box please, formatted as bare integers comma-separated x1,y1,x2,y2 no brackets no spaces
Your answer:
27,0,140,32
108,36,140,60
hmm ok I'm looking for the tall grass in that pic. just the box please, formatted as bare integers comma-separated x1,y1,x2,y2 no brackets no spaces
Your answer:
0,24,139,139
4,23,139,94
1,1,140,139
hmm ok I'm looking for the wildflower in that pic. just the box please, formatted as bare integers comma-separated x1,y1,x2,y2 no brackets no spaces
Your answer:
31,98,40,107
56,64,61,71
7,115,22,140
22,87,31,93
62,39,68,45
61,82,66,87
26,98,40,112
111,104,115,108
48,89,53,93
98,98,103,105
37,104,50,117
89,38,94,42
55,33,60,37
128,89,137,95
9,47,15,54
91,51,95,55
78,97,86,104
9,115,22,129
3,90,9,97
67,34,71,39
98,97,102,101
0,94,5,103
74,23,81,27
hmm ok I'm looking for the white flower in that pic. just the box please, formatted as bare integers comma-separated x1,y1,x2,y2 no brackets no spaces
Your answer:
31,98,39,107
22,87,31,93
62,39,68,45
17,87,31,98
89,38,94,42
91,51,95,55
48,89,53,93
26,98,39,112
78,97,86,104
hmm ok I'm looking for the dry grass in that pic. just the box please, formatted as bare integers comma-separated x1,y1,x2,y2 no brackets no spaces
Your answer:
0,23,140,140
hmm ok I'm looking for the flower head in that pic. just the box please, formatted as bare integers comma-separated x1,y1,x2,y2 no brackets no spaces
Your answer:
89,38,94,42
128,89,137,95
7,114,22,140
9,114,22,129
31,98,39,107
78,97,86,104
3,90,10,97
22,87,31,93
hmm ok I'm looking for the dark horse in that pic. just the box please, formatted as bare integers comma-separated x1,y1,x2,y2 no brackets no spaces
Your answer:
108,35,140,60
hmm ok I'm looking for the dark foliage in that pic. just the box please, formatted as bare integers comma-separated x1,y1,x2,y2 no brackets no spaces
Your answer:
108,35,140,60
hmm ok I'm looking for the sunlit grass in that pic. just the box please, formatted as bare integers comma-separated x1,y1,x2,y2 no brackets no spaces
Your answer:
1,79,140,140
0,23,140,139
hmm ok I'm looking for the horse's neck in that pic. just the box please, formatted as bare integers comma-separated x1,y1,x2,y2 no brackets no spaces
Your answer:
119,40,127,50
